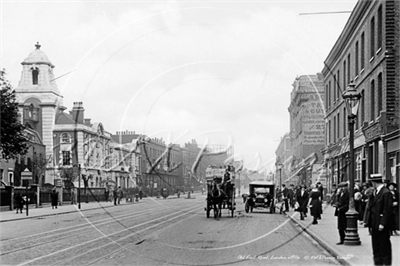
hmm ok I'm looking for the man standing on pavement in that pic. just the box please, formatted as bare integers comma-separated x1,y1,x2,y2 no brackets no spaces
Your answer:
316,182,324,201
117,186,123,204
335,182,349,245
281,184,289,212
113,187,118,206
368,174,393,266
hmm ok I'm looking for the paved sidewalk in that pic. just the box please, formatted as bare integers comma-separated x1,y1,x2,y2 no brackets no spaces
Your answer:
287,203,399,266
0,193,186,223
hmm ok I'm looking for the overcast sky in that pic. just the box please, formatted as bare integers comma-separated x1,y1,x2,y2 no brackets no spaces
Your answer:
1,0,358,173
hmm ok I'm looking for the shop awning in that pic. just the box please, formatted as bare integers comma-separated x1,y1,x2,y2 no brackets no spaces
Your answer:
284,165,307,183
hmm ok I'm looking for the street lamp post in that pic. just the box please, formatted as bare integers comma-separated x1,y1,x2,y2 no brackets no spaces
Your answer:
342,80,361,246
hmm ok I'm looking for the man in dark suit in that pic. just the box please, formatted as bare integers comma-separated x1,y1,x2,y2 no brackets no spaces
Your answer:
288,184,295,209
282,184,289,212
296,185,309,220
368,174,393,266
335,182,349,245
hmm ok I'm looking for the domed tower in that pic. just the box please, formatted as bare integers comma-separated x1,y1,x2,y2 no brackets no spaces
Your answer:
15,43,66,177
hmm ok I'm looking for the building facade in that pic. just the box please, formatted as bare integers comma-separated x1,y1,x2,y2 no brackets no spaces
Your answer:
281,74,325,187
322,0,400,187
274,133,292,186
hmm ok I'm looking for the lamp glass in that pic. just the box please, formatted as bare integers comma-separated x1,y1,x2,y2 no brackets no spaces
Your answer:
342,81,361,116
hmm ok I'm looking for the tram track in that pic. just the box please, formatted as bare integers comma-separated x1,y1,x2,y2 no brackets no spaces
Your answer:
0,207,165,256
14,202,203,266
55,204,203,266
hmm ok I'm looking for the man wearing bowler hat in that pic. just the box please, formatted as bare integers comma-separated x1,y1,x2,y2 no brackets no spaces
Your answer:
368,173,393,266
335,181,349,245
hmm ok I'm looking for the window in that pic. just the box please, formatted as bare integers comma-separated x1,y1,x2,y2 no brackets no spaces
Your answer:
347,54,351,82
328,120,331,144
355,41,359,74
62,151,71,166
377,5,383,50
361,32,365,69
371,80,375,120
333,75,337,103
361,90,365,126
377,73,383,115
32,69,39,85
343,107,347,137
370,17,375,58
337,70,340,99
325,85,329,109
329,81,332,106
333,116,336,143
61,133,71,143
337,113,340,139
343,61,347,92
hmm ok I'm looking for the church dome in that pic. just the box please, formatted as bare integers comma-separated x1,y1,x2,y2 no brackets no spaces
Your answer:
22,42,54,67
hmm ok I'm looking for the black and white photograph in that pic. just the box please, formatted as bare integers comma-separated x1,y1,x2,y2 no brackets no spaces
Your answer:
0,0,399,265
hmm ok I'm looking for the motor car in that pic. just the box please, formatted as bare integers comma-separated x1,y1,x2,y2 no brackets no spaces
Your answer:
244,181,276,213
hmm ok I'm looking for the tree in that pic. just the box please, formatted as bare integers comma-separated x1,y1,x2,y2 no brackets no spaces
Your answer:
0,69,28,159
59,167,75,189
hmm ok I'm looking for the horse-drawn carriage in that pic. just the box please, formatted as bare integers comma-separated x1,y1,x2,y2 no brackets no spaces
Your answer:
243,181,276,213
204,166,236,219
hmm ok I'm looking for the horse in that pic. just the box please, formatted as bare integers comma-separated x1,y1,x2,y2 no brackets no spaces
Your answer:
210,183,224,220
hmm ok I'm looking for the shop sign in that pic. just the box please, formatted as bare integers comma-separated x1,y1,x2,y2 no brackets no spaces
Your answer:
363,123,383,142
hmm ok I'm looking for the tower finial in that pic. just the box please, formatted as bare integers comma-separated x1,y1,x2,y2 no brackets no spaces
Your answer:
35,42,41,49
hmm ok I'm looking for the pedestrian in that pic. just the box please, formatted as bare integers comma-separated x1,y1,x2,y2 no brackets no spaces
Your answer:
71,188,76,204
15,193,24,214
330,184,338,206
117,186,123,204
51,189,59,209
335,182,349,245
113,187,118,205
388,182,399,236
139,188,143,200
363,182,375,228
367,174,394,265
308,184,322,224
316,181,324,201
288,184,295,209
281,184,289,212
104,187,109,202
295,185,309,220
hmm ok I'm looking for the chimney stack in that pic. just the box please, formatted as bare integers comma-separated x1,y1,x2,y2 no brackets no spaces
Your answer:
71,102,84,124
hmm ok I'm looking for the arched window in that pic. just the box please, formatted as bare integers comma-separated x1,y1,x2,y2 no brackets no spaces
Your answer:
61,133,71,143
32,68,39,85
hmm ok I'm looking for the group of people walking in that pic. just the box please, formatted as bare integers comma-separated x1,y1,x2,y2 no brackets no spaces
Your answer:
279,182,324,225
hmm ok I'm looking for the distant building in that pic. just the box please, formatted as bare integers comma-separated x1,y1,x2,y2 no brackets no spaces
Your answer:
13,43,138,189
278,74,325,187
275,133,291,186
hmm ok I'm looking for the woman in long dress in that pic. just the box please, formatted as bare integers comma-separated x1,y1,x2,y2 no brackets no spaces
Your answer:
308,184,322,225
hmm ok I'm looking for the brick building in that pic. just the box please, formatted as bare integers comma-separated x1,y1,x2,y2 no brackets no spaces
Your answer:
322,0,400,187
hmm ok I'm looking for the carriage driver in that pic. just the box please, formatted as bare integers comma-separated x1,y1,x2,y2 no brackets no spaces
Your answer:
222,166,232,196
